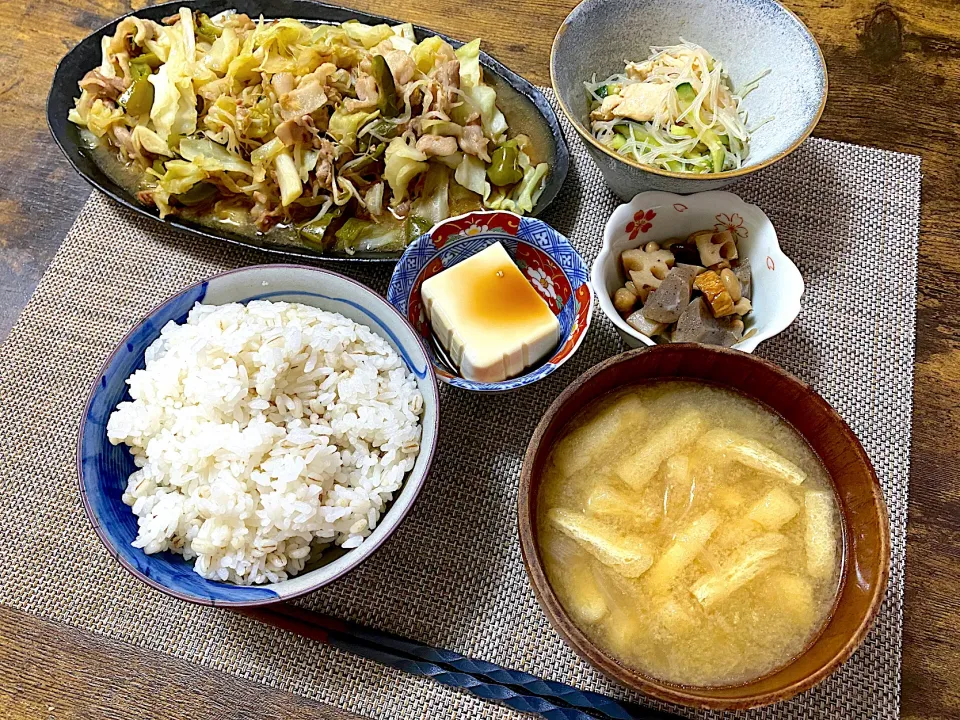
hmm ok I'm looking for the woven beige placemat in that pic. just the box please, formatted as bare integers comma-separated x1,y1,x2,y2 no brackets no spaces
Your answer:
0,90,919,719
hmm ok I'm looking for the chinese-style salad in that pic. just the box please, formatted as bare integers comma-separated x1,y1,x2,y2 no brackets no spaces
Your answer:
586,41,767,174
68,8,549,254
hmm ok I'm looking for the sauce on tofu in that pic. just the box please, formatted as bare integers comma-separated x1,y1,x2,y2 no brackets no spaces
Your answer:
537,381,843,687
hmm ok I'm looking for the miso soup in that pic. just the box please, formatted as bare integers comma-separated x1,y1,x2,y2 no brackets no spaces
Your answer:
537,381,843,687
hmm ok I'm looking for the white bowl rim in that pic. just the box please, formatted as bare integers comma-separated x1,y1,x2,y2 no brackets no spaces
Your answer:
77,262,440,607
593,190,804,353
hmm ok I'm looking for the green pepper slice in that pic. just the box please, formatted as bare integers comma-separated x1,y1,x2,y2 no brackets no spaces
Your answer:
130,52,162,70
335,217,372,250
175,182,218,206
487,140,523,186
196,13,223,41
298,208,343,250
371,55,399,118
119,78,155,117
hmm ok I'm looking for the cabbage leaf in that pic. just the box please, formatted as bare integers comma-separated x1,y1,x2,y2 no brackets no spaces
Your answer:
205,27,239,74
274,150,303,205
454,153,488,196
179,137,252,174
455,39,481,88
460,85,507,143
411,36,456,74
133,126,175,157
384,136,428,203
328,108,378,146
80,99,125,137
412,163,450,226
148,12,198,141
342,21,394,49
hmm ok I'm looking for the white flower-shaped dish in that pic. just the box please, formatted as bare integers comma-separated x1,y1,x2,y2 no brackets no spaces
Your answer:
593,191,803,353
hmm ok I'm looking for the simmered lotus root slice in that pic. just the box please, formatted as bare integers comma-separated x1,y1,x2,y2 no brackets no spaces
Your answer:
622,248,675,301
694,270,736,317
693,229,738,267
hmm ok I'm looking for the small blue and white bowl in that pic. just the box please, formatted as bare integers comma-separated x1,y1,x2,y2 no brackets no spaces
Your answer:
77,264,439,606
387,211,594,392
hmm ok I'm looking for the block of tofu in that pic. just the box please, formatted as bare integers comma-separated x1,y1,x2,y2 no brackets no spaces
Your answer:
614,409,704,490
646,510,722,592
699,429,807,485
563,558,608,624
547,508,654,578
767,571,816,629
747,487,801,531
552,394,648,477
691,533,786,610
421,242,560,383
804,490,838,578
663,454,693,521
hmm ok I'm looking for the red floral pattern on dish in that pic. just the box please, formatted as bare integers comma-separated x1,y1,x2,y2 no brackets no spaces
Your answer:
550,283,592,364
432,211,520,247
714,212,748,240
673,203,688,212
626,209,656,239
408,256,445,335
515,242,572,313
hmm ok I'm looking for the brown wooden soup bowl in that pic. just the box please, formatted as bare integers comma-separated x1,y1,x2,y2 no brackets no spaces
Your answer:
518,344,890,710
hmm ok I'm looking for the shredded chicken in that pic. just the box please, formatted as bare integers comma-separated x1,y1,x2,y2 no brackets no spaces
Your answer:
590,82,670,122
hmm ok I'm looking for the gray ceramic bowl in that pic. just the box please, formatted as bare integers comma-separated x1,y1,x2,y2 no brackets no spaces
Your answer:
551,0,827,198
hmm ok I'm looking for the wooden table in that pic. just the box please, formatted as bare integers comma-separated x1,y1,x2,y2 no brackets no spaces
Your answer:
1,1,957,718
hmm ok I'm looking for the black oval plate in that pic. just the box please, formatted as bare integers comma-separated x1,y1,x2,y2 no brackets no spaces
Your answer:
48,0,569,262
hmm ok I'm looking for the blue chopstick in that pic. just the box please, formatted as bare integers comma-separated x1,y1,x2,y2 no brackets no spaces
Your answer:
238,603,683,720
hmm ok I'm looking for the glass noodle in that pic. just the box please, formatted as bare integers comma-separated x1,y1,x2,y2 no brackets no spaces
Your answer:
585,41,769,174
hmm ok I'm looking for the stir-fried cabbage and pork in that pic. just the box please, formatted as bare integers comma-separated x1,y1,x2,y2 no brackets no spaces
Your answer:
68,8,550,254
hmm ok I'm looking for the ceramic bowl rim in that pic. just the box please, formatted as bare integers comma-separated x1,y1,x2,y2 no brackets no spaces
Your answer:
518,344,891,710
76,263,440,607
549,0,828,181
592,190,804,352
388,209,595,393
